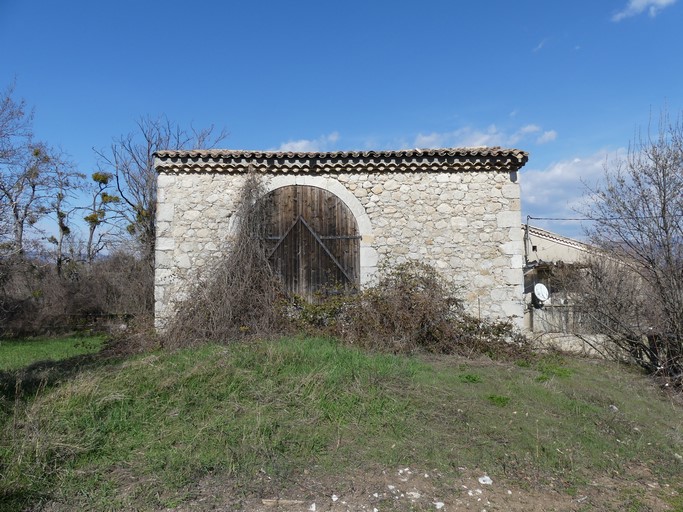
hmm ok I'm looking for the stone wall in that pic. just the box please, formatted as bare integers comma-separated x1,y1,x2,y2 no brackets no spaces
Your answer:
155,165,525,330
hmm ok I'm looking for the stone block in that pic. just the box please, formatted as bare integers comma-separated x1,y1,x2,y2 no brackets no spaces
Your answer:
157,203,174,222
156,237,175,251
501,184,520,199
497,210,521,228
502,267,523,285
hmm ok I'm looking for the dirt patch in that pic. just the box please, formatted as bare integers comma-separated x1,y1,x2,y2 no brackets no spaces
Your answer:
160,465,681,512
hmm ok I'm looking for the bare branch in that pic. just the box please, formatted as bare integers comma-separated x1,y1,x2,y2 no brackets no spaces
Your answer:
95,115,227,267
577,110,683,386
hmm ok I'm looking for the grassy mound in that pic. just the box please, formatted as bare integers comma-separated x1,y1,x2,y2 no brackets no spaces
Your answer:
1,337,682,510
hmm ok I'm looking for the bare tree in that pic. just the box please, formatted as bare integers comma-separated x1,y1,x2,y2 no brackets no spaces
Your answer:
0,82,34,252
579,111,683,386
0,142,60,256
0,85,81,260
0,82,32,163
96,116,227,267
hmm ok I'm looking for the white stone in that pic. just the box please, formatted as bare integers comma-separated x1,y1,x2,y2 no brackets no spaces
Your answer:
502,268,522,285
156,238,175,251
177,254,191,269
384,179,400,191
436,203,453,214
501,184,519,199
499,241,521,256
496,211,520,228
510,254,524,268
156,203,174,222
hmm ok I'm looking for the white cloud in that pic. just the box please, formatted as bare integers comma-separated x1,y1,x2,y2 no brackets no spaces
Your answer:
519,150,616,238
520,124,541,134
273,132,340,152
414,125,504,148
509,124,541,144
413,123,554,149
414,132,448,148
536,130,557,144
521,150,610,214
612,0,677,21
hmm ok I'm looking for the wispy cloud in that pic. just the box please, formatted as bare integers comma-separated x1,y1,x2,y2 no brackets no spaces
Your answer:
536,130,557,144
509,124,541,145
612,0,677,21
413,123,555,149
273,132,340,152
533,39,547,52
414,125,500,148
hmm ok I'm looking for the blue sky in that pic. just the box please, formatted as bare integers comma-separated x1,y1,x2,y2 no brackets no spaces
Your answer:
2,0,682,238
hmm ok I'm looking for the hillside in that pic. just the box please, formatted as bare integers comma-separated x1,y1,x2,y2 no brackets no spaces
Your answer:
1,336,682,511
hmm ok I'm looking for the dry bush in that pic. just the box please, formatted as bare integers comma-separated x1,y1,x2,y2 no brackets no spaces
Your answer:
0,256,41,336
293,260,531,359
576,112,683,387
87,251,154,320
0,251,153,337
336,261,463,353
570,257,683,387
164,173,286,348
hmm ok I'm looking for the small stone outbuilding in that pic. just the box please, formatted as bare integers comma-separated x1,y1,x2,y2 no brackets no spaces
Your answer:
154,147,529,329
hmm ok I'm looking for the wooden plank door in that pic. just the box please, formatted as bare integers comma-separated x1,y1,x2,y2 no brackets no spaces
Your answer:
262,185,360,301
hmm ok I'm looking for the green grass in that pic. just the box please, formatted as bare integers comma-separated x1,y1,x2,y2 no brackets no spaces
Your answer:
1,337,681,511
0,335,106,371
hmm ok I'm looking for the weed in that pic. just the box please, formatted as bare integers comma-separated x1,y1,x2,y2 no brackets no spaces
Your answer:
308,260,534,360
486,394,511,407
458,373,483,384
667,491,683,512
535,355,574,382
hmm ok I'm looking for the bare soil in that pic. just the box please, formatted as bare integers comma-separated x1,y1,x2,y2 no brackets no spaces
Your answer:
160,464,681,512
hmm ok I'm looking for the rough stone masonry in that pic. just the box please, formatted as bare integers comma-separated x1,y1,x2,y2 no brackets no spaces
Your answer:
153,147,529,330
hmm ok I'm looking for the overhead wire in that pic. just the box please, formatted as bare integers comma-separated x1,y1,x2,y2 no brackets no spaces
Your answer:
527,214,683,222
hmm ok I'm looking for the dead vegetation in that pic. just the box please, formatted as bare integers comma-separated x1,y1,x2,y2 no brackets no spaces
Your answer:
0,251,152,338
303,261,532,359
164,173,287,348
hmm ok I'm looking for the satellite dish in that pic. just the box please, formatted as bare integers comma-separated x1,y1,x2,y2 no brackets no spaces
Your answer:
533,283,549,302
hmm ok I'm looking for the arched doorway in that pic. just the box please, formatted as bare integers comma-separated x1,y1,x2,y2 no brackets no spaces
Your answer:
261,185,360,301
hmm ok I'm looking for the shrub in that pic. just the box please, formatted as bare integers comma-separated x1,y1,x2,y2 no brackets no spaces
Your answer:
164,174,287,348
294,260,532,359
335,261,462,353
0,252,152,337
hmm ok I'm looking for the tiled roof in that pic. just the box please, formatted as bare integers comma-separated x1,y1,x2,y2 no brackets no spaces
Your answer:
154,147,529,174
525,225,592,253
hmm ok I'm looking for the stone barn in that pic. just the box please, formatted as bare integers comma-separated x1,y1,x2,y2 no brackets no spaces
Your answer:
153,147,529,329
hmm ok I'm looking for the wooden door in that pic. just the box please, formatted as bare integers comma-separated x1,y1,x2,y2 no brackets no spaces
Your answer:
261,185,360,301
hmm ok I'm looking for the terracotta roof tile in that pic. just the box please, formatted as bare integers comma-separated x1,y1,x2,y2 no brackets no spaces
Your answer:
154,146,529,174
